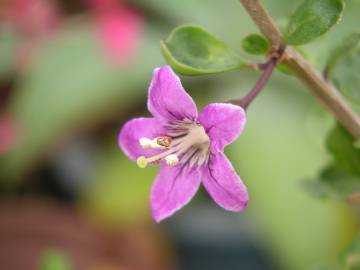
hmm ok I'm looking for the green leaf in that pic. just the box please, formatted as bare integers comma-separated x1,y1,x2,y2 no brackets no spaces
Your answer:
285,0,345,45
241,33,270,55
329,46,360,111
160,24,244,75
326,124,360,177
304,164,360,201
340,233,360,270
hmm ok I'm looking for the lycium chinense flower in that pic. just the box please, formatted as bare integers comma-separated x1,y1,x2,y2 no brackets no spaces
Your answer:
119,65,248,222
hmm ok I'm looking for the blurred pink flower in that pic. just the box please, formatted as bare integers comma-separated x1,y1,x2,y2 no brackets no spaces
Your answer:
4,0,59,37
85,0,143,65
0,115,18,155
2,0,60,68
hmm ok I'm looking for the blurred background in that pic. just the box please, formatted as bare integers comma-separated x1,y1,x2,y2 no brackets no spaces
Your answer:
0,0,359,269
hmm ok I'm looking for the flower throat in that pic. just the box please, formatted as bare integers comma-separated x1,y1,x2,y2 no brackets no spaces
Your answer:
137,119,210,168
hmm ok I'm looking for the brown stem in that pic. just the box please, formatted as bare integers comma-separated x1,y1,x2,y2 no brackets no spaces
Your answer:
240,0,283,48
240,0,360,139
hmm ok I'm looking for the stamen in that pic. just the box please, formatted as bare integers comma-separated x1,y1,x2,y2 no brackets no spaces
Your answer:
136,120,210,169
139,137,169,149
136,147,179,168
165,154,179,166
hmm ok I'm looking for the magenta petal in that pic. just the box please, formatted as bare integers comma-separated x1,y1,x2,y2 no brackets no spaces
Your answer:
148,66,198,123
202,153,248,211
118,117,165,160
198,103,246,153
151,165,201,222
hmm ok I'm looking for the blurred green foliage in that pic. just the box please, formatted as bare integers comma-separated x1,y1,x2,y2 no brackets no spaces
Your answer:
340,233,360,270
0,28,17,80
0,23,163,182
304,164,360,201
39,249,73,270
82,144,157,225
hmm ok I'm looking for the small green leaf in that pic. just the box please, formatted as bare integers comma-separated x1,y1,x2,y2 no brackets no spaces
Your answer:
160,24,244,75
326,124,360,177
340,234,360,270
285,0,345,45
241,33,270,55
0,27,17,80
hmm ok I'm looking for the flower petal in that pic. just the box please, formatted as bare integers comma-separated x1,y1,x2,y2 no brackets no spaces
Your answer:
118,117,165,160
202,152,248,211
151,165,201,222
148,66,197,123
198,103,246,153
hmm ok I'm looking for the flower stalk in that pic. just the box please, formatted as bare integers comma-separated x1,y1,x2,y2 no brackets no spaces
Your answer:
232,57,277,110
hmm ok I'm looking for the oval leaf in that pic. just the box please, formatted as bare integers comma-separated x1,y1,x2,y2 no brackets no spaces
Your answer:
285,0,345,45
241,33,270,55
160,24,244,75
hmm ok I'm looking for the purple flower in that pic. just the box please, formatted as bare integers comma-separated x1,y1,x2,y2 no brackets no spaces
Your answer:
119,65,248,222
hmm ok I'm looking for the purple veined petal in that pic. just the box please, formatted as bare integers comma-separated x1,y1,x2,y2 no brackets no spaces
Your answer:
202,152,248,212
147,65,198,123
151,165,202,222
118,117,166,161
198,103,246,153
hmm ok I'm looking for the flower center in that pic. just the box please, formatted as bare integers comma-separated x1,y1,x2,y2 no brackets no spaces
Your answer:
137,119,210,168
